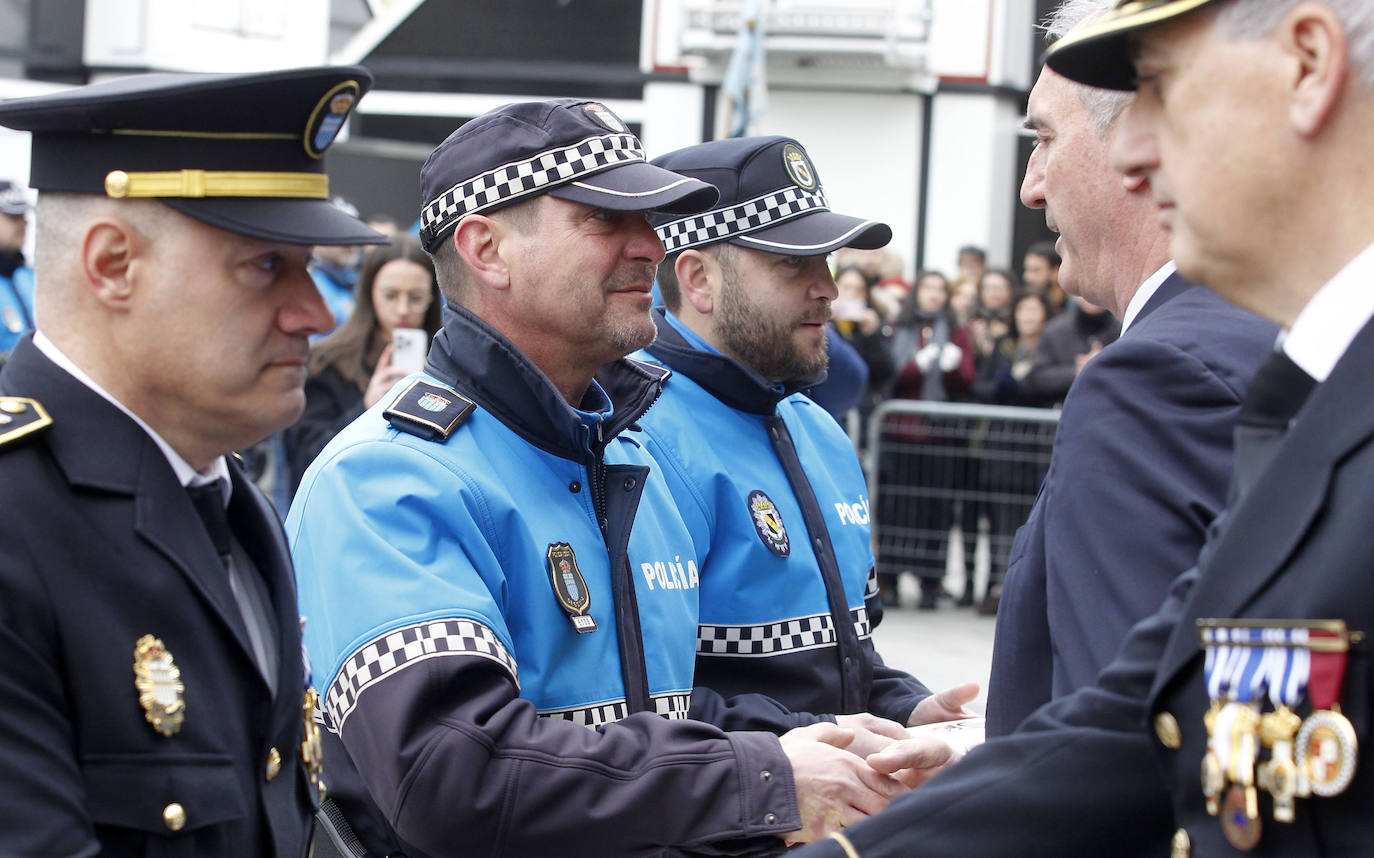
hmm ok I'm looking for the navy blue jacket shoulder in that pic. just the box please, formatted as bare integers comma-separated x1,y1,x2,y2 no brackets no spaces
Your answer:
986,274,1277,736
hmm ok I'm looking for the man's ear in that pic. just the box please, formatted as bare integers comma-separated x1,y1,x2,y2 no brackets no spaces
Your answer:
676,249,718,316
452,215,510,291
80,218,140,310
1282,3,1348,136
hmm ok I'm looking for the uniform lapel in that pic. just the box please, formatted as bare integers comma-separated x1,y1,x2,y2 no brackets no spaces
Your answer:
131,442,261,672
1151,314,1374,692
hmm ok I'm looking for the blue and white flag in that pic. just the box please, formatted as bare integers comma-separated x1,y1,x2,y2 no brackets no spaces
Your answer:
721,0,769,138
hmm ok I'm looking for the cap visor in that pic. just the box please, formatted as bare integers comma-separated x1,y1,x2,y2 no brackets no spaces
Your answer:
548,161,719,214
160,197,387,246
1045,0,1219,91
732,211,891,255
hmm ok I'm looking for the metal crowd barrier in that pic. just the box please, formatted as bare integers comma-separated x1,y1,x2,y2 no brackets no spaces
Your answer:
863,400,1061,603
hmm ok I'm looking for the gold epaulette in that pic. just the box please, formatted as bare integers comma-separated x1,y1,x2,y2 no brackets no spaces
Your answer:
0,396,53,448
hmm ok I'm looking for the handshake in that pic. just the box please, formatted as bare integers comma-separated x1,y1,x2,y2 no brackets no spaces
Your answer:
779,682,981,845
914,342,964,375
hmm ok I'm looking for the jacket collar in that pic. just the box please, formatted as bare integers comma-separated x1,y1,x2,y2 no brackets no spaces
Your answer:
425,305,669,459
1125,270,1193,334
643,307,824,416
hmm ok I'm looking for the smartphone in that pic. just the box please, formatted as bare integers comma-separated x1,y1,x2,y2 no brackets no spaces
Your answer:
391,327,428,374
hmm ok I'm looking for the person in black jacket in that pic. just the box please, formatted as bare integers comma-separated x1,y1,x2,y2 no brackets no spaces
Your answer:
285,234,440,489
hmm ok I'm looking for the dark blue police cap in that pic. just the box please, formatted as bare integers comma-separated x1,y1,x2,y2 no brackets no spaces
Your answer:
649,136,891,256
418,98,719,253
0,65,383,245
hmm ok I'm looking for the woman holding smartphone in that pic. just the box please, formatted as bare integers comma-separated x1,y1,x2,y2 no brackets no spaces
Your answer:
285,234,441,491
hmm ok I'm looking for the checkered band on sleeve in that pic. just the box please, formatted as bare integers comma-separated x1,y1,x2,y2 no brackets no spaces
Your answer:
697,608,872,658
538,691,692,729
655,185,829,253
864,566,880,600
851,606,872,639
420,132,645,246
325,618,518,733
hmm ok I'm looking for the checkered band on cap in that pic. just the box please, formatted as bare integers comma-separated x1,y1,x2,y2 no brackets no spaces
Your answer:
697,607,871,658
539,691,691,729
420,132,645,248
324,618,518,733
655,184,829,253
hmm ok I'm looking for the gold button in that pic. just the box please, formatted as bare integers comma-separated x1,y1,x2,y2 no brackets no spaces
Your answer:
105,170,130,198
1171,827,1190,858
1154,712,1182,749
163,802,186,832
265,747,282,781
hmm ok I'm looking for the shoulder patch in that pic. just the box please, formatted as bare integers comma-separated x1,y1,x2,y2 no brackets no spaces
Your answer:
0,396,52,449
384,379,475,442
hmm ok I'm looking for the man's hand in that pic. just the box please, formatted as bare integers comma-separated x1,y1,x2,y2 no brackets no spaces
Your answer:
833,713,908,758
907,681,980,726
866,734,960,789
778,723,907,844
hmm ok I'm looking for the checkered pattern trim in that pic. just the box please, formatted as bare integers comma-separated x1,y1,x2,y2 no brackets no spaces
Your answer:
655,185,829,253
420,132,645,246
653,691,692,719
538,692,691,729
852,606,872,639
325,618,518,733
864,566,880,600
698,609,872,658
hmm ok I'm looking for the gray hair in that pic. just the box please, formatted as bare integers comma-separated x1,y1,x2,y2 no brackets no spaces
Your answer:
1216,0,1374,89
1042,0,1133,137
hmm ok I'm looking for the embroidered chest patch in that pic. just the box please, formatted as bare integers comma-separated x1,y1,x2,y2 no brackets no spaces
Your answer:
747,490,790,557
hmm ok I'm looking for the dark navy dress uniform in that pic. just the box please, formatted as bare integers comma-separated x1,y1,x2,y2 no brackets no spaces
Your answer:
0,66,384,856
0,340,318,856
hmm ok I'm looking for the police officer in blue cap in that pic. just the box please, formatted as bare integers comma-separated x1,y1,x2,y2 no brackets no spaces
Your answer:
287,99,914,858
0,66,383,856
634,136,978,768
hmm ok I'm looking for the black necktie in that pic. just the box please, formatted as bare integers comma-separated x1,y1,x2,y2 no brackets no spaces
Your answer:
1238,349,1317,428
1229,349,1317,505
187,482,232,564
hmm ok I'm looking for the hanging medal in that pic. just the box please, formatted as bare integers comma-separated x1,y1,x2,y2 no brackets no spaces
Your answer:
1254,626,1308,822
1296,622,1358,797
1201,625,1265,851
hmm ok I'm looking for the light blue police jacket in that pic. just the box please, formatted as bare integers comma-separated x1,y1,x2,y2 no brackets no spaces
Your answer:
635,309,930,730
286,306,799,858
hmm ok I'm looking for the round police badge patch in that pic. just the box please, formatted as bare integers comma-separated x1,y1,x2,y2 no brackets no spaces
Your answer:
781,143,817,191
747,490,790,557
584,103,627,133
303,80,361,159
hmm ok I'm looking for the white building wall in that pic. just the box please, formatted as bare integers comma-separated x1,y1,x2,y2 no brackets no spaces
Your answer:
922,91,1023,274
